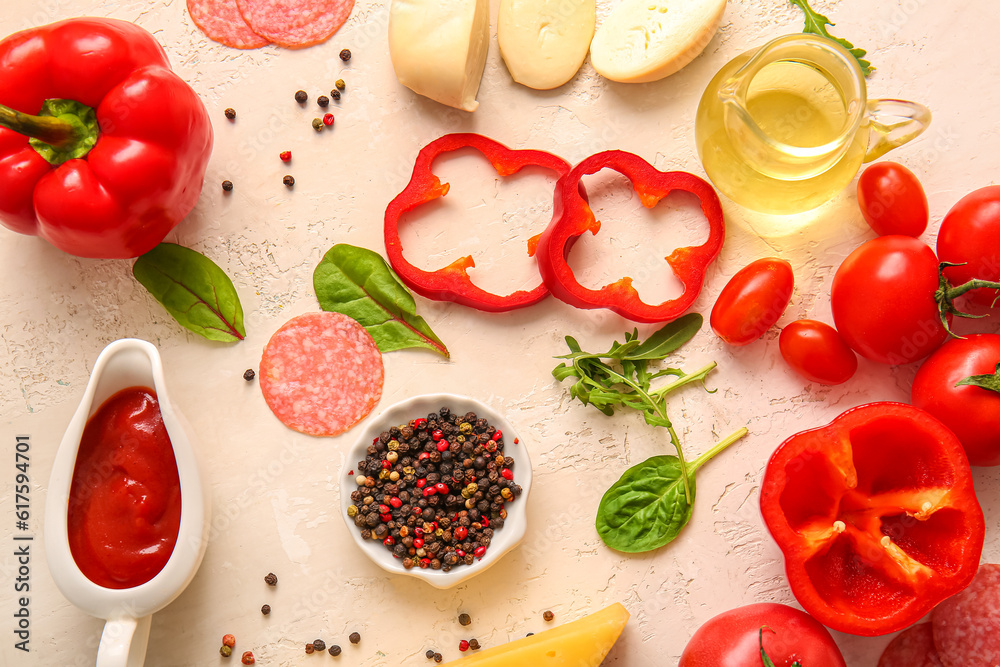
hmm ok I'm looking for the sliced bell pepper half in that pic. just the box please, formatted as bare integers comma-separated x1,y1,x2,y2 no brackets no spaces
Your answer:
534,150,725,323
384,133,571,312
760,402,985,637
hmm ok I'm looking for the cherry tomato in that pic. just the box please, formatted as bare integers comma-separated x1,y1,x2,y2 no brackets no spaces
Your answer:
856,162,928,237
779,320,858,385
679,603,846,667
831,236,949,365
710,258,794,346
936,185,1000,307
911,334,1000,466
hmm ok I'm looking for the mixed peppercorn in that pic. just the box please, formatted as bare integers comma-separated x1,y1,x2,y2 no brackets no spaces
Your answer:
349,407,522,571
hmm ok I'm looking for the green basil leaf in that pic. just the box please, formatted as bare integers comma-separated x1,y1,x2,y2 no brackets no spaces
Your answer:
313,244,448,357
626,313,703,360
133,243,245,343
596,455,696,553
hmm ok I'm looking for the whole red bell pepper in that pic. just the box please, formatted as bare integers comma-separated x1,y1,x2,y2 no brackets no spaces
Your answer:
534,150,725,323
760,402,985,637
0,18,213,258
384,133,571,312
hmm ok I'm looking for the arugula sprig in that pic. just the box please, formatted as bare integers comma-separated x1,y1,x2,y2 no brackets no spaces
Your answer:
553,313,748,555
553,314,711,502
790,0,874,76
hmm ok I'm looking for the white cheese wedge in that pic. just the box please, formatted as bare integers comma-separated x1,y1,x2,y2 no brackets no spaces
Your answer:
590,0,727,83
498,0,597,90
388,0,490,112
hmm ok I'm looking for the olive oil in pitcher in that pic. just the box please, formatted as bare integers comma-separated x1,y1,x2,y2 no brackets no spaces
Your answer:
696,34,930,215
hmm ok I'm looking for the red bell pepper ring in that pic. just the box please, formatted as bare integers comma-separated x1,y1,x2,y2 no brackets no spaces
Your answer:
384,133,571,312
0,18,213,259
535,150,725,323
760,402,985,637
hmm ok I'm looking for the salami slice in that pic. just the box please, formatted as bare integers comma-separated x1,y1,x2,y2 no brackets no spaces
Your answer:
259,312,383,437
932,563,1000,667
235,0,354,48
877,624,944,667
187,0,270,49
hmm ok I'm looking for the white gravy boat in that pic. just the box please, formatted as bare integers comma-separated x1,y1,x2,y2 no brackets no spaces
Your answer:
45,339,211,667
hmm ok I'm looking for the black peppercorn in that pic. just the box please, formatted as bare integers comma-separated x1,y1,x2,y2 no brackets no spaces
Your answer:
349,632,361,644
313,639,326,651
543,610,554,622
222,180,233,192
243,369,255,381
305,644,315,654
318,95,329,107
260,604,270,615
283,175,295,187
224,108,236,120
264,572,277,586
330,89,341,101
458,613,471,626
434,654,443,663
294,89,308,103
425,649,435,659
329,645,341,656
469,638,480,650
340,48,352,61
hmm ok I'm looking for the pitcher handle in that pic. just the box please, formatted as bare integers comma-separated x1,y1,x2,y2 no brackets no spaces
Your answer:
864,99,932,162
97,616,152,667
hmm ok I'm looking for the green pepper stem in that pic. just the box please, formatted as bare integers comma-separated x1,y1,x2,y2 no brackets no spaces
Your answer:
0,103,77,147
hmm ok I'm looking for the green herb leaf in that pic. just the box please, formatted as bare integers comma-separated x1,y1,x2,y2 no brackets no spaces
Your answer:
956,362,1000,393
133,243,245,343
313,244,449,357
596,455,696,552
790,0,874,76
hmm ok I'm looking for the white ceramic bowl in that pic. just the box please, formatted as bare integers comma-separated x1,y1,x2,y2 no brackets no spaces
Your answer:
45,339,211,667
340,393,531,589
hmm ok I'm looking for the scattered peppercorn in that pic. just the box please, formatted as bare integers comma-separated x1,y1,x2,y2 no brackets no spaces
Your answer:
335,79,346,91
425,649,435,659
526,632,534,637
280,150,291,162
222,180,234,192
459,640,470,652
543,610,554,622
311,117,324,131
260,604,270,615
305,644,315,654
241,652,255,665
220,646,233,657
264,572,277,586
224,108,236,120
339,48,352,62
223,634,236,648
318,95,329,107
458,613,471,626
313,639,326,652
323,113,335,126
434,654,443,663
283,175,295,187
243,369,255,381
349,632,361,645
469,639,480,650
330,89,341,101
329,645,342,656
294,90,308,103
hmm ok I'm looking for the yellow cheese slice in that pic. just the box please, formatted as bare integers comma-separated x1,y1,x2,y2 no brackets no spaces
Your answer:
441,603,630,666
590,0,727,83
388,0,490,111
498,0,597,90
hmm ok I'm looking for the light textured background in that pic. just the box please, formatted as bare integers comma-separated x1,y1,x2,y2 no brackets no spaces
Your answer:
1,0,999,665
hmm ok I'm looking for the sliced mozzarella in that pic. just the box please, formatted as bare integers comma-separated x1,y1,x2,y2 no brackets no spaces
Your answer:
388,0,490,112
590,0,727,83
498,0,596,90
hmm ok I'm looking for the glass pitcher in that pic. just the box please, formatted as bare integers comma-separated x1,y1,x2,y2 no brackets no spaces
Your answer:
695,34,931,215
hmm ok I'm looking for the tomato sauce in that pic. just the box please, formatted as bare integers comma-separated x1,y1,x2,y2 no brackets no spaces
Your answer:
67,387,182,589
